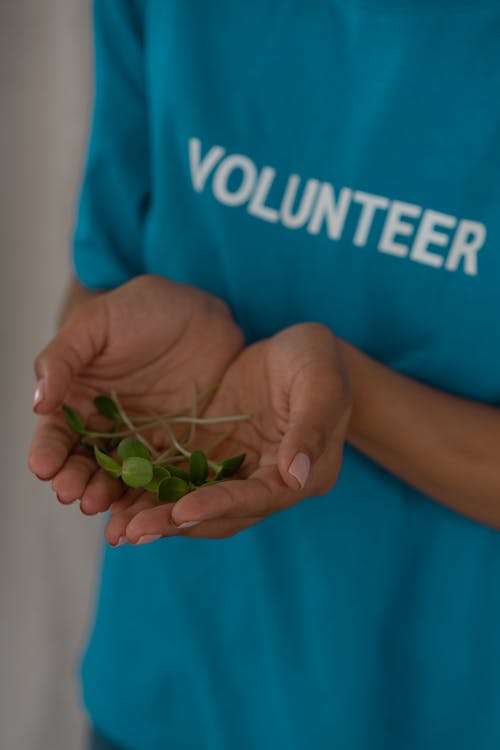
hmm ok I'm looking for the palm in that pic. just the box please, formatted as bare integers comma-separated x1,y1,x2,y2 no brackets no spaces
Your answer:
29,276,243,511
105,325,350,543
68,276,241,406
199,342,289,472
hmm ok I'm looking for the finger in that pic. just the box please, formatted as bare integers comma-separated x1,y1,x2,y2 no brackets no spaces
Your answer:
277,362,350,491
29,414,80,480
32,298,105,415
123,505,262,543
170,465,298,525
104,491,157,545
109,490,144,516
174,516,262,540
79,470,126,515
51,453,98,503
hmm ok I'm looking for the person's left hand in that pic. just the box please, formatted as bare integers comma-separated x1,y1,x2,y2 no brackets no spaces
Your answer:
105,323,352,545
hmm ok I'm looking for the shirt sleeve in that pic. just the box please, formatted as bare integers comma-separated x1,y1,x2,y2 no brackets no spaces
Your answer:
72,0,149,290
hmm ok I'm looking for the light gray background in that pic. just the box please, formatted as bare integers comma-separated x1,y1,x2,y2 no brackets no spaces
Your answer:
0,3,102,749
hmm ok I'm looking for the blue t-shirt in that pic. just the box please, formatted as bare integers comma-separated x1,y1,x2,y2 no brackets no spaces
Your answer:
75,1,500,748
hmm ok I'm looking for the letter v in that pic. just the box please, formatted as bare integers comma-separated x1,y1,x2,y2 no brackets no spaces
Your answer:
189,138,226,193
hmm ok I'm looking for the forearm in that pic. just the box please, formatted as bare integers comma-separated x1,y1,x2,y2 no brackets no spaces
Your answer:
339,339,500,529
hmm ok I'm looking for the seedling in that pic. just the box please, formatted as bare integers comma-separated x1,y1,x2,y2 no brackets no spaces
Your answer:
62,390,249,503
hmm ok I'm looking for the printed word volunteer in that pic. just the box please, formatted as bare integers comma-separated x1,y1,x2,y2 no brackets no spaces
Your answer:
190,138,486,276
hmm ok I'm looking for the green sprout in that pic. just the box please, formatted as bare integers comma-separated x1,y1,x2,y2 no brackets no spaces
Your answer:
62,388,249,504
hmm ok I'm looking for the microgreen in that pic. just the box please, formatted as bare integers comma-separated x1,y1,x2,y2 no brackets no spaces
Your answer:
93,395,121,421
158,476,190,502
62,405,86,435
121,457,154,488
144,466,171,493
61,390,249,504
164,465,190,482
189,450,209,485
215,454,246,479
94,446,122,479
118,438,151,461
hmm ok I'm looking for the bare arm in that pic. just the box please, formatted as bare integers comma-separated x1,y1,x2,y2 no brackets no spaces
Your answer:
339,339,500,529
38,278,500,531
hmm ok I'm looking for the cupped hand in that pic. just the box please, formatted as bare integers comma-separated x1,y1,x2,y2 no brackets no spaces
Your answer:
28,274,244,514
106,323,352,545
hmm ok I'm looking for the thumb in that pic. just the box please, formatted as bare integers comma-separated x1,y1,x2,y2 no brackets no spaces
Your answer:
277,365,349,492
32,299,106,414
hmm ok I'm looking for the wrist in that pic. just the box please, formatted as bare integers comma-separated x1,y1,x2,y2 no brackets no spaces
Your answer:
336,338,376,450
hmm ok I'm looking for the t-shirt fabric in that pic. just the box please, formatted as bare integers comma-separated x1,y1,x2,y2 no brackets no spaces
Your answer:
76,1,500,749
89,728,124,750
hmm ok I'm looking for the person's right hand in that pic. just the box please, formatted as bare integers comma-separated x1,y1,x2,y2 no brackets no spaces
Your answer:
28,274,244,515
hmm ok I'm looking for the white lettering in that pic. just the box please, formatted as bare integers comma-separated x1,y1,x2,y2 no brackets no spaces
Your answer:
307,183,352,241
247,167,280,223
353,191,389,247
190,138,487,277
212,154,257,207
445,220,486,276
189,138,225,193
410,210,456,268
280,175,320,229
378,201,422,257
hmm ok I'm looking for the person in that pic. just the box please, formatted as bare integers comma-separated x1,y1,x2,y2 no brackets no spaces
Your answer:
29,1,500,749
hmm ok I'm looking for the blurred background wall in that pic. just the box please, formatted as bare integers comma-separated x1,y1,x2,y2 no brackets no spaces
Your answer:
0,2,103,749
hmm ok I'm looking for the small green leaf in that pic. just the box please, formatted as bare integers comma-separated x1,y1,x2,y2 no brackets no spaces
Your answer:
118,438,151,461
157,477,190,503
62,404,86,435
144,466,171,493
121,457,154,488
94,446,122,478
93,395,120,421
164,465,190,481
189,450,208,484
215,453,246,479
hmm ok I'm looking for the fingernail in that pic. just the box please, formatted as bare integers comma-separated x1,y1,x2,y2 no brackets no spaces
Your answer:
33,378,46,410
109,536,127,548
136,534,162,545
174,520,201,529
56,493,77,505
108,536,128,549
288,452,311,489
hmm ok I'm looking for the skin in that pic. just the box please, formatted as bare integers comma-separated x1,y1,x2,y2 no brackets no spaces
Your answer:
106,324,350,543
29,275,350,542
29,273,500,543
29,275,245,515
340,341,500,529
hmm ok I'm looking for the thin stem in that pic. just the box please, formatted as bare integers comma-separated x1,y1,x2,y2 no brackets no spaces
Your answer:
85,416,182,439
163,421,191,459
155,454,188,465
111,389,158,458
86,414,250,440
153,444,177,465
165,414,251,426
86,427,142,439
195,380,222,406
130,382,220,424
152,383,197,464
